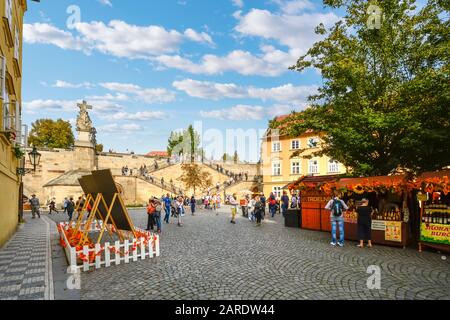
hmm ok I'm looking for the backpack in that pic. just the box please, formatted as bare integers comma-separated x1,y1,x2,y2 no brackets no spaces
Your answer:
332,199,343,217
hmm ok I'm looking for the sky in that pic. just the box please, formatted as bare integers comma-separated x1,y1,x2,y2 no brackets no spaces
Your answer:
22,0,344,161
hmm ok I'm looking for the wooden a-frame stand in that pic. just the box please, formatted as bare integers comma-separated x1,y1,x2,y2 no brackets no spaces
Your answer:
71,192,137,247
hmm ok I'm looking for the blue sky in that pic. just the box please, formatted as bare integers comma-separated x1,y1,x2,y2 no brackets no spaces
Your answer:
22,0,342,161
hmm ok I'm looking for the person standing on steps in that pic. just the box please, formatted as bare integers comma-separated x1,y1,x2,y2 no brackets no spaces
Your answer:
325,194,348,247
30,194,41,219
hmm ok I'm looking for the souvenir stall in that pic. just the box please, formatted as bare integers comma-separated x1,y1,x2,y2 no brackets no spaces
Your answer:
416,171,450,253
286,171,450,250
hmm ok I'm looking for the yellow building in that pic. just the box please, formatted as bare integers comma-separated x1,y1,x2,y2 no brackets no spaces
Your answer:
261,114,347,197
0,0,27,247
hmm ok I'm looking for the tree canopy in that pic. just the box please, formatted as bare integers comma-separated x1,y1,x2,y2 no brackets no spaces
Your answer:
179,163,212,195
167,125,201,162
283,0,449,176
28,119,75,149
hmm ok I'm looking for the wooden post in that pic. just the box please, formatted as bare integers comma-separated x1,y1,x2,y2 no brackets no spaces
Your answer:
95,243,101,269
124,240,130,264
96,193,118,244
115,241,121,265
83,245,89,272
105,242,111,267
140,238,145,260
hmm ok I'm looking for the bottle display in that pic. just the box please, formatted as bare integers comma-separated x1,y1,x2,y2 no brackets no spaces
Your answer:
423,204,450,225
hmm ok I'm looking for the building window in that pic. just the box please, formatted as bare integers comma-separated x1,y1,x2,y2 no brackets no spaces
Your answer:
14,26,20,61
291,140,300,150
5,0,13,30
0,56,5,100
273,186,282,198
328,160,339,173
272,162,281,176
291,161,301,175
272,142,281,152
307,137,319,148
308,160,318,174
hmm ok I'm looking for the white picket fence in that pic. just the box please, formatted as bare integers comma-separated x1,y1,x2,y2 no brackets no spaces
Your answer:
58,221,160,272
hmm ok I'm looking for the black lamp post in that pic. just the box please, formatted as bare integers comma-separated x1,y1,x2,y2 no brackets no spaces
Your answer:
28,146,41,172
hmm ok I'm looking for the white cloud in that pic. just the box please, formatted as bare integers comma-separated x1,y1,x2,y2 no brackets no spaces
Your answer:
235,8,339,56
184,28,215,46
156,49,289,76
103,111,166,121
272,0,315,14
24,21,214,59
53,80,94,89
99,123,142,133
232,0,244,8
100,82,176,103
173,78,317,103
23,23,90,53
200,103,306,120
23,99,123,114
98,0,113,7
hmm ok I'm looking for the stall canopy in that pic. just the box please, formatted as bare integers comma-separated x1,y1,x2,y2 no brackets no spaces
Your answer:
286,170,450,195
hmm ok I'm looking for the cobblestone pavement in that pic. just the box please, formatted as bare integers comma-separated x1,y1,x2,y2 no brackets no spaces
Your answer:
46,206,448,300
0,214,55,300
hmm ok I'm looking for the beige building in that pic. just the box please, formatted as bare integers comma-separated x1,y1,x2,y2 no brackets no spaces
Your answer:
261,114,347,197
0,0,27,247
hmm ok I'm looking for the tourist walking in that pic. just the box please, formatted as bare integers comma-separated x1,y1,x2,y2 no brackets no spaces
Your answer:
190,195,196,215
260,193,266,217
254,195,264,227
325,194,348,247
268,193,277,218
241,195,249,217
163,193,171,223
66,197,75,221
229,193,238,224
62,197,69,215
48,198,59,215
29,194,41,219
154,198,162,233
356,198,373,248
146,198,156,231
281,191,289,216
176,196,184,227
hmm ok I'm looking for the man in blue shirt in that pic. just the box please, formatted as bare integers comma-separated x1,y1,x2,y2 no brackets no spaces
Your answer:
280,191,289,216
163,193,172,223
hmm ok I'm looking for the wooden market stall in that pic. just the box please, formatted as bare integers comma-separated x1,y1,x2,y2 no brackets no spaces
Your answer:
286,171,450,251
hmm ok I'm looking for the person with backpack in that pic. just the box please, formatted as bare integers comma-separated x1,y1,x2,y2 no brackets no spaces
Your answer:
146,198,156,231
325,194,349,247
268,193,277,218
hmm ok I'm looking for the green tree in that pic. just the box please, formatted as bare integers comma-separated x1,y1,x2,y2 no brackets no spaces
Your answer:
233,151,239,164
179,163,212,195
28,119,75,149
167,125,201,162
95,144,104,153
284,0,449,176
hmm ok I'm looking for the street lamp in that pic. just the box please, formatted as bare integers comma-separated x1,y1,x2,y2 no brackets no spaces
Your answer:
28,147,41,172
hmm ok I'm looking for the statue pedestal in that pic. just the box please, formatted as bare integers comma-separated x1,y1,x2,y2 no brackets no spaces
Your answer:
73,130,96,171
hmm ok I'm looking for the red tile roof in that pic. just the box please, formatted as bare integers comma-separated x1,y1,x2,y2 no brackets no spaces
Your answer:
146,151,169,157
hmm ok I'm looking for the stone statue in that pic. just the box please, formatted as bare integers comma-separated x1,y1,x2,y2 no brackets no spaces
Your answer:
76,100,93,132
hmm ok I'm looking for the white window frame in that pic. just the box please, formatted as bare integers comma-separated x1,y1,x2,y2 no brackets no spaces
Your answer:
328,160,339,173
291,161,301,175
291,140,300,150
308,159,319,174
273,186,282,198
2,98,12,132
272,141,281,152
0,56,5,100
272,161,281,176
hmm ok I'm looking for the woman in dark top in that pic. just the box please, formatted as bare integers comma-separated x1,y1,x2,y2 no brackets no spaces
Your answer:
356,198,373,248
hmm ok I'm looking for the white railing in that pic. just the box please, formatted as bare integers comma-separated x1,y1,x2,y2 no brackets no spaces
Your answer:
58,221,160,273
